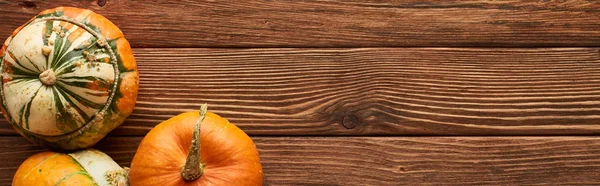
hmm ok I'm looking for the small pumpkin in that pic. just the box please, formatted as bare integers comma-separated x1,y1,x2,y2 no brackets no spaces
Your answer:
129,104,263,185
0,7,139,150
13,149,129,186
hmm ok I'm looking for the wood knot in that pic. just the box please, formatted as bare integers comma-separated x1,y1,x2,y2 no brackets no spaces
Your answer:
342,115,358,129
20,1,37,8
39,69,56,86
399,167,407,172
97,0,107,7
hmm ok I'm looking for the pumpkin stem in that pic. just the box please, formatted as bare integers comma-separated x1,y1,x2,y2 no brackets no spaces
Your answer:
39,69,56,86
181,104,208,181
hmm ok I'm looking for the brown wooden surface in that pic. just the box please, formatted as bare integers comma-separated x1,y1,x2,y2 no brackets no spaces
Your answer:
2,1,600,185
2,136,600,185
2,48,599,136
1,0,600,47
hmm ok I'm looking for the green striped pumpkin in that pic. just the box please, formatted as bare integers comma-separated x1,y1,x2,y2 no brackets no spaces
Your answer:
13,149,128,186
0,7,139,150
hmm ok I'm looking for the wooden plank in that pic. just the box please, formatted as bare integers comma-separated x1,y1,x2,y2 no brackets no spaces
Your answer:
2,48,600,136
1,136,600,185
1,0,599,47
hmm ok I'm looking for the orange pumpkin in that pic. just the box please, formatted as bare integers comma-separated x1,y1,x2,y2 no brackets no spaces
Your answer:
13,149,129,186
129,104,263,185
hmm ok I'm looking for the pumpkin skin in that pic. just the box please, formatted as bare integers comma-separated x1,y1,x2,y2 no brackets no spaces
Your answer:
0,7,139,151
13,149,129,186
129,110,263,185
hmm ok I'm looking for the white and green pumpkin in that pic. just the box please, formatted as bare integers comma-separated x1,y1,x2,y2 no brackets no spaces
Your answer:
0,7,139,150
13,149,129,186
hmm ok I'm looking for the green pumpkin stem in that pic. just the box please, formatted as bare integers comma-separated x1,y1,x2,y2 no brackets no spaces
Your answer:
181,104,208,181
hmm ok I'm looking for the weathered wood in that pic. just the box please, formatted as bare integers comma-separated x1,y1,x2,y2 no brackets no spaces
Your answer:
2,48,600,136
1,0,600,47
2,136,600,185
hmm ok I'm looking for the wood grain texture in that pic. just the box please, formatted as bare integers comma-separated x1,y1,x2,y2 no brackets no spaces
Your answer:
1,0,600,47
2,136,600,185
2,48,600,136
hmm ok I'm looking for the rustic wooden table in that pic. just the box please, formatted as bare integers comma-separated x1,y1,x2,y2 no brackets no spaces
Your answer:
2,0,600,185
